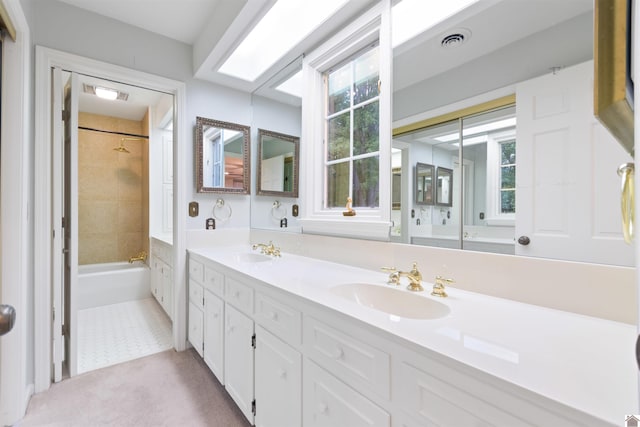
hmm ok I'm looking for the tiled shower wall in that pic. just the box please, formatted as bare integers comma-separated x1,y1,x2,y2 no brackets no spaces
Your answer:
78,112,149,265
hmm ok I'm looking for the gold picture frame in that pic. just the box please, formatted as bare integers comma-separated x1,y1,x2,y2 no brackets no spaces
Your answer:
594,0,634,156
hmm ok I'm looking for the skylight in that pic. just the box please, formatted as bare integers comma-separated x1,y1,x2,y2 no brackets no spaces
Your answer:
218,0,348,82
392,0,479,47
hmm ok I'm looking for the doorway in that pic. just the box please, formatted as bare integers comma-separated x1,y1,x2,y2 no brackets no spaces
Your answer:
34,47,187,391
53,71,175,377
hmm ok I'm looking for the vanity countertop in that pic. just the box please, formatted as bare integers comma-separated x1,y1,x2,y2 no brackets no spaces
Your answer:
189,245,638,424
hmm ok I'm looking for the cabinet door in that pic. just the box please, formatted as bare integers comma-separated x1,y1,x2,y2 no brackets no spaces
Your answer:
188,301,204,357
151,256,163,303
204,290,224,384
255,325,301,427
224,303,254,424
162,264,173,320
304,359,390,427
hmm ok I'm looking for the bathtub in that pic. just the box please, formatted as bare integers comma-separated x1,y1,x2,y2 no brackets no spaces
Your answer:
78,262,151,309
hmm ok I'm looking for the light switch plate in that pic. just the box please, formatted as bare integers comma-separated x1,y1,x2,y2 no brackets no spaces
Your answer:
189,201,199,217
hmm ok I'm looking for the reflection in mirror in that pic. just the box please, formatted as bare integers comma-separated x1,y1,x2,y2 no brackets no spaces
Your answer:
435,167,453,207
257,129,299,197
415,163,434,205
196,116,250,194
396,105,516,253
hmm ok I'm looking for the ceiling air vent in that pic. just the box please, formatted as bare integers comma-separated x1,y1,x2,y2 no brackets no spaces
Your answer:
440,28,471,49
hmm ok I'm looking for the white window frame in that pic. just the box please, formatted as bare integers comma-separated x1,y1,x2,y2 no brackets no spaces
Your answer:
299,0,392,240
485,129,516,226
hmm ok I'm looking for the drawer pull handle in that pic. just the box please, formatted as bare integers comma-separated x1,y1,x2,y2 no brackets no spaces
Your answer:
267,311,278,320
333,347,344,360
277,368,287,379
317,402,328,414
233,290,240,298
227,325,235,333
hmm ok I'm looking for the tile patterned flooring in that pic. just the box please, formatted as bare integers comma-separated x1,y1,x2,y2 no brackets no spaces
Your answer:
77,298,173,374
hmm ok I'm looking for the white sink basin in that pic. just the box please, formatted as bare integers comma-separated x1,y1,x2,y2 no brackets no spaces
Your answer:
331,283,450,320
235,253,273,263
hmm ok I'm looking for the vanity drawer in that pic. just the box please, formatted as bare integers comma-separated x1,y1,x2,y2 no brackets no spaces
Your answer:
189,258,204,284
254,292,301,345
303,316,390,400
225,277,254,315
189,280,203,306
303,359,389,427
204,267,224,296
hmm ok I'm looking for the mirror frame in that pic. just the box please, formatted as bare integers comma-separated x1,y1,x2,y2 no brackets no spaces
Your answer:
256,128,300,198
435,166,453,207
195,116,251,194
414,162,435,206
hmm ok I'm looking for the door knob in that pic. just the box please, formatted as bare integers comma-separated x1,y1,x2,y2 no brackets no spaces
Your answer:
0,304,16,336
517,236,531,245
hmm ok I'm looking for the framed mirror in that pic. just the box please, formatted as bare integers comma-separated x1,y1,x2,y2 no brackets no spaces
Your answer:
257,128,299,197
195,116,250,194
436,167,453,207
415,162,434,205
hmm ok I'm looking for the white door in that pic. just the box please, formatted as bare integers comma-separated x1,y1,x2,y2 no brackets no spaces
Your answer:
51,67,64,382
203,290,224,383
62,72,80,377
224,303,254,424
515,61,634,266
254,325,301,427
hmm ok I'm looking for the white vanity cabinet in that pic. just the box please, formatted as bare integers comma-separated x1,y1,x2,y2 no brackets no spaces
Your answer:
224,303,255,423
255,324,302,427
187,248,620,427
188,252,303,426
150,237,173,319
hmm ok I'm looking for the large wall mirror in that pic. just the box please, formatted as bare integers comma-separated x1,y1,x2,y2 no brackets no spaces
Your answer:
195,116,250,194
257,128,299,197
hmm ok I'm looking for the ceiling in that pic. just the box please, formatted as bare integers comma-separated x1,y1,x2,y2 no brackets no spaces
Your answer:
58,0,593,116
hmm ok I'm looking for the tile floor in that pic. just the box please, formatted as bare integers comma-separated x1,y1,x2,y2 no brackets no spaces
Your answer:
77,298,173,374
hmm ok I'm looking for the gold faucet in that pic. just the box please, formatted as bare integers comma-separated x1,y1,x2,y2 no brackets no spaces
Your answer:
252,241,281,257
431,276,454,298
381,262,423,292
128,251,147,263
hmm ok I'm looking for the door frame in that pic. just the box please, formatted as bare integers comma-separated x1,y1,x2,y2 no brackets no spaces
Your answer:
34,46,187,392
0,0,32,424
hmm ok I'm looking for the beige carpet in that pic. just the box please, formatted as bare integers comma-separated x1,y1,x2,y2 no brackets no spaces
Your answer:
18,349,251,427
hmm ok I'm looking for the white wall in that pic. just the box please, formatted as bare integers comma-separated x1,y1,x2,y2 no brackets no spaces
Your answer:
393,12,593,121
250,94,302,231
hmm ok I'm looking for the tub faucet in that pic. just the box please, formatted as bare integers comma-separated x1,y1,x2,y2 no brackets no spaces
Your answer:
252,241,281,257
128,251,147,263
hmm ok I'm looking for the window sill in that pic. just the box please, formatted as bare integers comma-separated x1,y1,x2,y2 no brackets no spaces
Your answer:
298,218,391,241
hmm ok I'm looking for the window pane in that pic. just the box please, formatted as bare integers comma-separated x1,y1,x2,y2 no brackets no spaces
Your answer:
501,141,516,164
500,165,515,189
327,112,350,161
328,63,351,114
353,101,379,156
353,47,379,105
327,161,349,208
501,190,515,213
353,156,379,207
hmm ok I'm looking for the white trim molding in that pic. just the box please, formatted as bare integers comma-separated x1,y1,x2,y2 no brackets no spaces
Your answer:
299,0,392,241
0,0,31,424
34,46,187,392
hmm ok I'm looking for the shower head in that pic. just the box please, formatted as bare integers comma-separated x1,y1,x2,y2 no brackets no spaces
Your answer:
114,138,132,154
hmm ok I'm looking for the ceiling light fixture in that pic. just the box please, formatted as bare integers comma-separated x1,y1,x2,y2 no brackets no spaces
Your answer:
82,83,129,101
95,86,118,100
